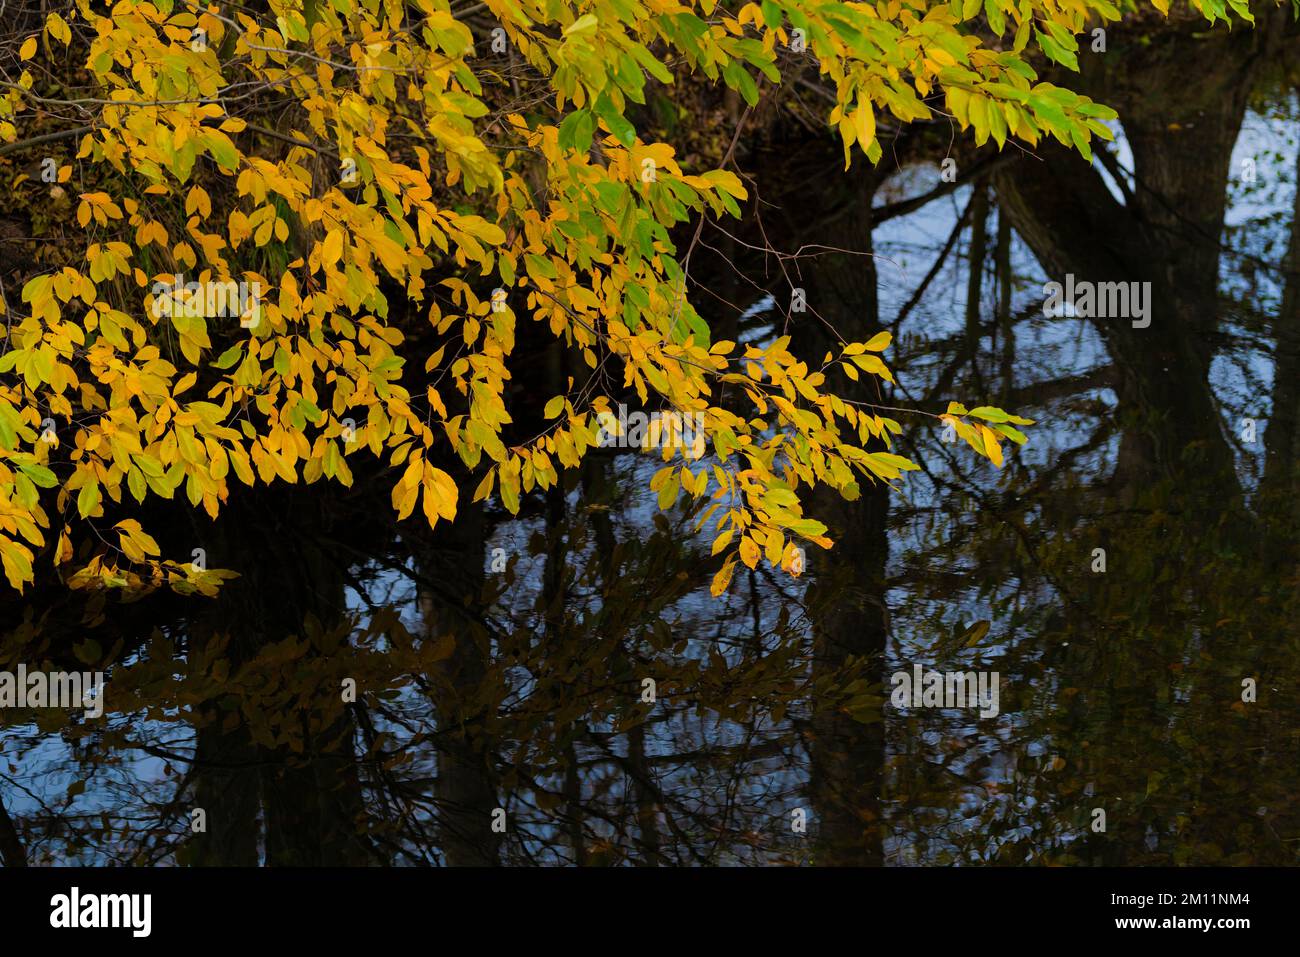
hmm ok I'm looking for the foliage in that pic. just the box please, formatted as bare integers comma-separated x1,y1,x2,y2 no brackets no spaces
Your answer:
0,0,1252,594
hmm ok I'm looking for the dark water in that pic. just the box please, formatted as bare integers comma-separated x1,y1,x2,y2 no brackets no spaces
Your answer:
3,26,1299,867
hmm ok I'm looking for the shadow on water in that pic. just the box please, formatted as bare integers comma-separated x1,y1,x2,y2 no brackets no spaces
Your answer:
3,18,1300,866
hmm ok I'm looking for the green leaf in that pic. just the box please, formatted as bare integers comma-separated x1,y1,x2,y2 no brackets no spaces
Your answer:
596,93,636,146
968,406,1034,425
18,462,58,488
77,482,101,518
1035,28,1079,71
564,13,598,37
214,344,243,369
203,130,240,170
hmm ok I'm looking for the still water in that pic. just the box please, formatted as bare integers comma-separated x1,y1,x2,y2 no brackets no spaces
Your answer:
2,30,1298,867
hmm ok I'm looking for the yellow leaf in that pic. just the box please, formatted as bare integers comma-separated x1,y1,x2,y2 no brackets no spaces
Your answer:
710,558,735,597
321,229,344,267
0,539,34,591
980,425,1003,467
854,102,876,152
45,13,71,45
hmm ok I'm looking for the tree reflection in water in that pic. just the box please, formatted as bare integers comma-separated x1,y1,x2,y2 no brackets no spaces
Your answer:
2,15,1299,867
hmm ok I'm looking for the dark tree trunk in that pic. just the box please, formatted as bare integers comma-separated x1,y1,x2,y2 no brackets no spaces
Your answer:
189,491,367,866
751,142,890,865
420,499,502,866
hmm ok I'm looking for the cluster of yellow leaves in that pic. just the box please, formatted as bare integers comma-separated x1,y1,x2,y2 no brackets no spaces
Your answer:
2,0,1240,594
